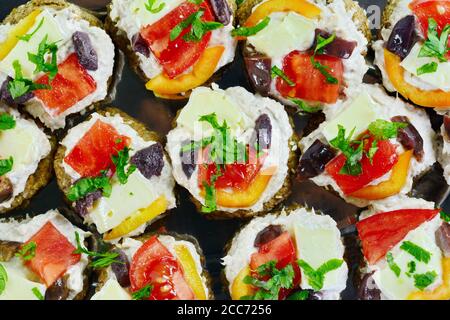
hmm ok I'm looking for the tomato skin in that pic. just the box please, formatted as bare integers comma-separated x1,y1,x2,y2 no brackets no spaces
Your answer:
325,138,399,195
356,209,440,264
410,0,450,37
64,120,130,178
130,236,195,300
140,1,214,78
25,221,81,287
276,51,344,104
34,53,97,115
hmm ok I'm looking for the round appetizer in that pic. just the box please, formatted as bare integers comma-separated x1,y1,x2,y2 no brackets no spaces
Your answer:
91,232,212,300
237,0,369,109
0,0,115,130
356,196,450,300
107,0,237,99
373,0,450,109
223,207,348,300
0,209,90,300
439,115,450,184
298,84,436,207
54,108,176,241
166,85,296,218
0,104,54,214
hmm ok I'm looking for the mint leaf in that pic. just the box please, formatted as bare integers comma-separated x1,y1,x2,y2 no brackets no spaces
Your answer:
271,66,295,86
0,113,16,130
0,156,14,177
297,258,344,291
386,252,401,277
400,241,432,264
414,271,437,290
231,16,270,37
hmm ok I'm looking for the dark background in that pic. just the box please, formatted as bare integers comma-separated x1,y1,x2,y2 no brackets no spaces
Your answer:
1,0,449,300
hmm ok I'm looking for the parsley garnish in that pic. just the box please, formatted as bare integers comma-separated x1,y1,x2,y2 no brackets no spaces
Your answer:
287,290,310,300
7,60,50,99
28,35,59,80
67,174,112,202
242,260,295,300
17,17,44,42
0,156,13,177
231,16,270,37
144,0,165,13
0,263,7,295
201,167,222,213
366,140,378,164
406,260,416,277
386,252,401,277
132,284,153,300
414,271,437,291
367,119,408,140
73,232,121,268
289,98,321,114
417,62,438,75
310,33,338,84
400,241,431,264
0,113,16,130
32,287,44,300
111,147,136,185
15,241,37,261
297,259,344,291
170,10,223,42
329,125,363,175
271,66,295,86
440,211,450,222
418,18,450,63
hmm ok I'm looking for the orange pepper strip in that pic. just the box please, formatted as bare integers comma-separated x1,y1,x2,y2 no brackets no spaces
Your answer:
384,49,450,108
174,244,207,300
231,266,255,300
349,150,413,200
408,258,450,300
146,46,224,95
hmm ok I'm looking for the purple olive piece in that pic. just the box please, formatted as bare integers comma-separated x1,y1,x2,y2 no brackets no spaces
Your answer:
254,225,283,247
180,140,197,179
132,33,150,58
45,277,69,300
444,115,450,141
386,15,417,59
436,223,450,257
0,176,13,203
210,0,232,25
244,51,272,96
0,76,34,105
74,190,102,216
250,114,272,151
391,116,424,161
298,139,336,180
72,31,98,71
131,143,164,179
111,249,131,288
358,272,381,300
312,29,357,59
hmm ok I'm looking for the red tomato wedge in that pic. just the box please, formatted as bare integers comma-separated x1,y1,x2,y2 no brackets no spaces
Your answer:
198,147,265,190
250,231,301,300
34,53,97,115
325,138,399,195
64,120,130,178
140,1,214,79
24,221,80,287
356,209,440,264
410,0,450,38
130,236,195,300
276,51,344,104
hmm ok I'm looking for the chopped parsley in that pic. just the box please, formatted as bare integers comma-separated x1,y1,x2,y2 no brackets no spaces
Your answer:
132,284,153,300
400,241,432,264
17,17,45,42
0,113,16,130
418,18,450,63
144,0,165,13
170,9,223,42
7,60,50,99
241,260,295,300
0,263,7,295
366,140,378,164
417,61,438,75
27,34,59,80
231,16,270,37
310,33,338,84
32,287,44,300
201,167,222,213
406,260,416,277
440,211,450,223
414,271,437,291
289,98,321,114
367,119,408,140
297,259,344,291
286,290,310,300
271,66,295,86
386,252,401,277
329,125,363,175
67,174,112,202
73,232,122,268
15,241,37,261
0,156,13,177
111,147,136,184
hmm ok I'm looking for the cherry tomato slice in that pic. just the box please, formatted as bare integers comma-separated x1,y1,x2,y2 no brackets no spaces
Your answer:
410,0,450,37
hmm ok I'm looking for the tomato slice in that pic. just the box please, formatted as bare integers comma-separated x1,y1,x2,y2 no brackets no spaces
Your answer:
198,146,265,190
64,120,130,178
276,51,344,104
24,221,80,287
410,0,450,38
356,209,440,264
34,53,97,115
130,236,195,300
325,138,399,195
140,1,214,78
249,231,301,299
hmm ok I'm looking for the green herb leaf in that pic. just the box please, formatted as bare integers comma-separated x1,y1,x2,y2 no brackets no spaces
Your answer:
287,290,310,300
417,61,438,75
368,119,408,140
289,98,321,114
329,125,363,176
201,166,222,213
7,60,50,99
386,252,401,277
297,259,344,291
0,156,14,177
366,140,378,164
67,174,112,202
414,271,437,291
27,34,59,80
235,0,244,5
17,17,45,42
15,241,37,261
418,18,450,62
406,260,416,277
0,113,16,130
400,241,432,264
170,10,204,41
183,15,223,42
32,287,44,300
315,33,336,54
271,66,295,86
440,211,450,222
309,33,338,84
132,284,153,300
231,16,270,37
73,232,121,268
144,0,165,13
111,147,137,184
0,263,7,295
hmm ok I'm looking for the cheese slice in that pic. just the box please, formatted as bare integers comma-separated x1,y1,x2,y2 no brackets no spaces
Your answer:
91,279,131,300
89,170,158,233
0,10,66,79
0,260,46,300
294,213,347,291
132,0,184,27
322,92,378,142
247,12,316,59
401,43,450,91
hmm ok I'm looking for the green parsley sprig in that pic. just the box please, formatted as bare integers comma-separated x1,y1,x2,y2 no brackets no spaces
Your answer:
310,33,338,84
28,34,59,80
144,0,165,13
231,16,270,37
15,241,37,261
111,147,137,184
0,156,14,177
271,66,295,86
132,284,153,300
414,271,437,291
73,232,122,269
17,17,45,42
0,113,16,130
7,60,50,99
297,259,343,291
67,174,112,202
170,9,223,42
329,125,363,175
